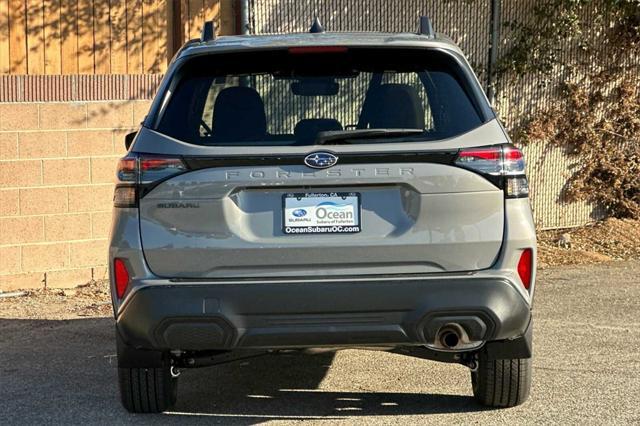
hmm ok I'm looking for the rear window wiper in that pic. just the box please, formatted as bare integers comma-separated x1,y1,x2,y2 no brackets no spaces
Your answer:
315,129,425,145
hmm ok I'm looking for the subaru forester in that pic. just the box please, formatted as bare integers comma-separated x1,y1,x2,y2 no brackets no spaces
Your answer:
110,17,535,413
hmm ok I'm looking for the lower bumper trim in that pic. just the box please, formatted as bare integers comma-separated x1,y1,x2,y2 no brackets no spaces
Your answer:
116,276,531,351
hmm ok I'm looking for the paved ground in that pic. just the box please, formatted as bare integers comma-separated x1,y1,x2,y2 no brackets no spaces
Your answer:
1,261,639,425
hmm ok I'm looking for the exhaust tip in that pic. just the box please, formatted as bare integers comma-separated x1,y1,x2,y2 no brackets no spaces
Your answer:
423,319,485,352
439,330,461,349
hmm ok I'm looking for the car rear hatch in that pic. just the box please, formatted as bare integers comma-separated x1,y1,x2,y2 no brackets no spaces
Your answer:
133,129,506,279
129,45,507,278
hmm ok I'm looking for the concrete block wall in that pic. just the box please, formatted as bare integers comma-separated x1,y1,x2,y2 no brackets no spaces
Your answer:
0,100,151,291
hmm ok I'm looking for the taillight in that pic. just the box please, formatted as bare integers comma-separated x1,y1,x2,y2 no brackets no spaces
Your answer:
114,258,130,299
455,145,529,198
117,158,136,181
503,146,526,175
517,248,533,290
139,157,186,183
114,154,187,207
113,186,137,207
455,146,503,175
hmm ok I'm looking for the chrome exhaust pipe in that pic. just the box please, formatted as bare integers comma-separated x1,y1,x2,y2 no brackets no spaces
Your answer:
438,326,462,349
425,320,485,352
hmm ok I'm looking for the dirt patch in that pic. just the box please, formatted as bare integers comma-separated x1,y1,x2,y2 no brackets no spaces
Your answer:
537,218,640,268
0,280,111,320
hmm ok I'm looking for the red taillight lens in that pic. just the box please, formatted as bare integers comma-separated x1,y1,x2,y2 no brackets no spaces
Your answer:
503,146,526,175
455,145,529,198
140,157,185,172
114,155,186,207
116,158,137,182
458,148,501,161
114,258,130,299
138,156,185,184
504,147,523,161
517,248,533,290
116,156,186,184
455,146,503,175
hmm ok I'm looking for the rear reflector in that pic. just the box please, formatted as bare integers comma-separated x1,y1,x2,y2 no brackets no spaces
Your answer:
114,258,130,299
517,249,533,290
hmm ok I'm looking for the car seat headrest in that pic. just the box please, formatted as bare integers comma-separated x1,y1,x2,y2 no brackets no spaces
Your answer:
369,84,425,129
294,119,343,144
212,87,267,142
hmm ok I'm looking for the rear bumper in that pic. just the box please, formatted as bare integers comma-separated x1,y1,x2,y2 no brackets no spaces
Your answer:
116,275,531,351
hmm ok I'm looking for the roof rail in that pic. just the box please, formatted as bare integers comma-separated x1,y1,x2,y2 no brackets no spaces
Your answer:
201,20,215,42
309,16,325,33
418,16,435,38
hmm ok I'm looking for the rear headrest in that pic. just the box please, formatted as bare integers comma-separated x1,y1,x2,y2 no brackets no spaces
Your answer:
294,119,343,144
212,87,267,142
369,84,425,129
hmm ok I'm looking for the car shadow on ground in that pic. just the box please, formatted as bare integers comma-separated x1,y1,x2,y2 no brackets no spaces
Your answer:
0,317,486,424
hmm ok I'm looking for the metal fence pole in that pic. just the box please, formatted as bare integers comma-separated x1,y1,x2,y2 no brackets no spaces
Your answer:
486,0,501,105
239,0,251,35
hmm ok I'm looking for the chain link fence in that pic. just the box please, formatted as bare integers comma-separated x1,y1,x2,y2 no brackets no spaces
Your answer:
248,0,637,229
250,0,492,83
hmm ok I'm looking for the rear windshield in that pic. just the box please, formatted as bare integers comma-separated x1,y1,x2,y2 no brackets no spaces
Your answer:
156,48,487,146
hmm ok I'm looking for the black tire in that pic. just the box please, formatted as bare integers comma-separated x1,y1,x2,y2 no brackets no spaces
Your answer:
471,354,532,408
118,366,178,413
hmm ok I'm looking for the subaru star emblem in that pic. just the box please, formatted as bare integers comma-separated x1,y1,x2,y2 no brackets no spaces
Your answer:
304,152,338,169
292,209,307,217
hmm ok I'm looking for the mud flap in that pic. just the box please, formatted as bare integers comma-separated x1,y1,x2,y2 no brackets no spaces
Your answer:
116,327,169,368
482,317,533,360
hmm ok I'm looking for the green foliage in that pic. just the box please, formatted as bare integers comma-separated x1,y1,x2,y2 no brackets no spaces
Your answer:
497,0,639,77
502,0,640,218
498,1,585,76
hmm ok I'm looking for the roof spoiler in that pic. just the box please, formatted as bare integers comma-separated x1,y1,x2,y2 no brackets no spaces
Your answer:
418,16,435,38
201,20,215,42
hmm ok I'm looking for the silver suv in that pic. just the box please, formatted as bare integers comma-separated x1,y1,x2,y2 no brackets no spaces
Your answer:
110,18,535,413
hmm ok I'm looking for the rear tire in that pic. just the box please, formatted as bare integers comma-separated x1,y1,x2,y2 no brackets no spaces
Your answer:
471,354,532,407
118,366,178,413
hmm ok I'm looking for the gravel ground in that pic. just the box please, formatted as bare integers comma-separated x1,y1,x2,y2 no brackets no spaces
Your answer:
1,261,639,425
537,218,640,268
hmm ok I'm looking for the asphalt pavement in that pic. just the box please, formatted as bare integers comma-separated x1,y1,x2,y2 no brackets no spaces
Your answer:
1,261,639,424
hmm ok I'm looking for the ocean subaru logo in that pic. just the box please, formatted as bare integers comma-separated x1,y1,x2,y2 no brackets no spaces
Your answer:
304,152,338,169
315,201,353,219
292,209,307,217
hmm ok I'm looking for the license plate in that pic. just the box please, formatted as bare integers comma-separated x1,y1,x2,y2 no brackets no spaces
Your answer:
283,192,361,234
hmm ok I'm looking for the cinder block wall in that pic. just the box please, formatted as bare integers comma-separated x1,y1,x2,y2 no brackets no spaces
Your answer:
0,100,150,291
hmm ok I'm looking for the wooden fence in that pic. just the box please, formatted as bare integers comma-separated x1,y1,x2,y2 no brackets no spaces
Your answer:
0,0,236,75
